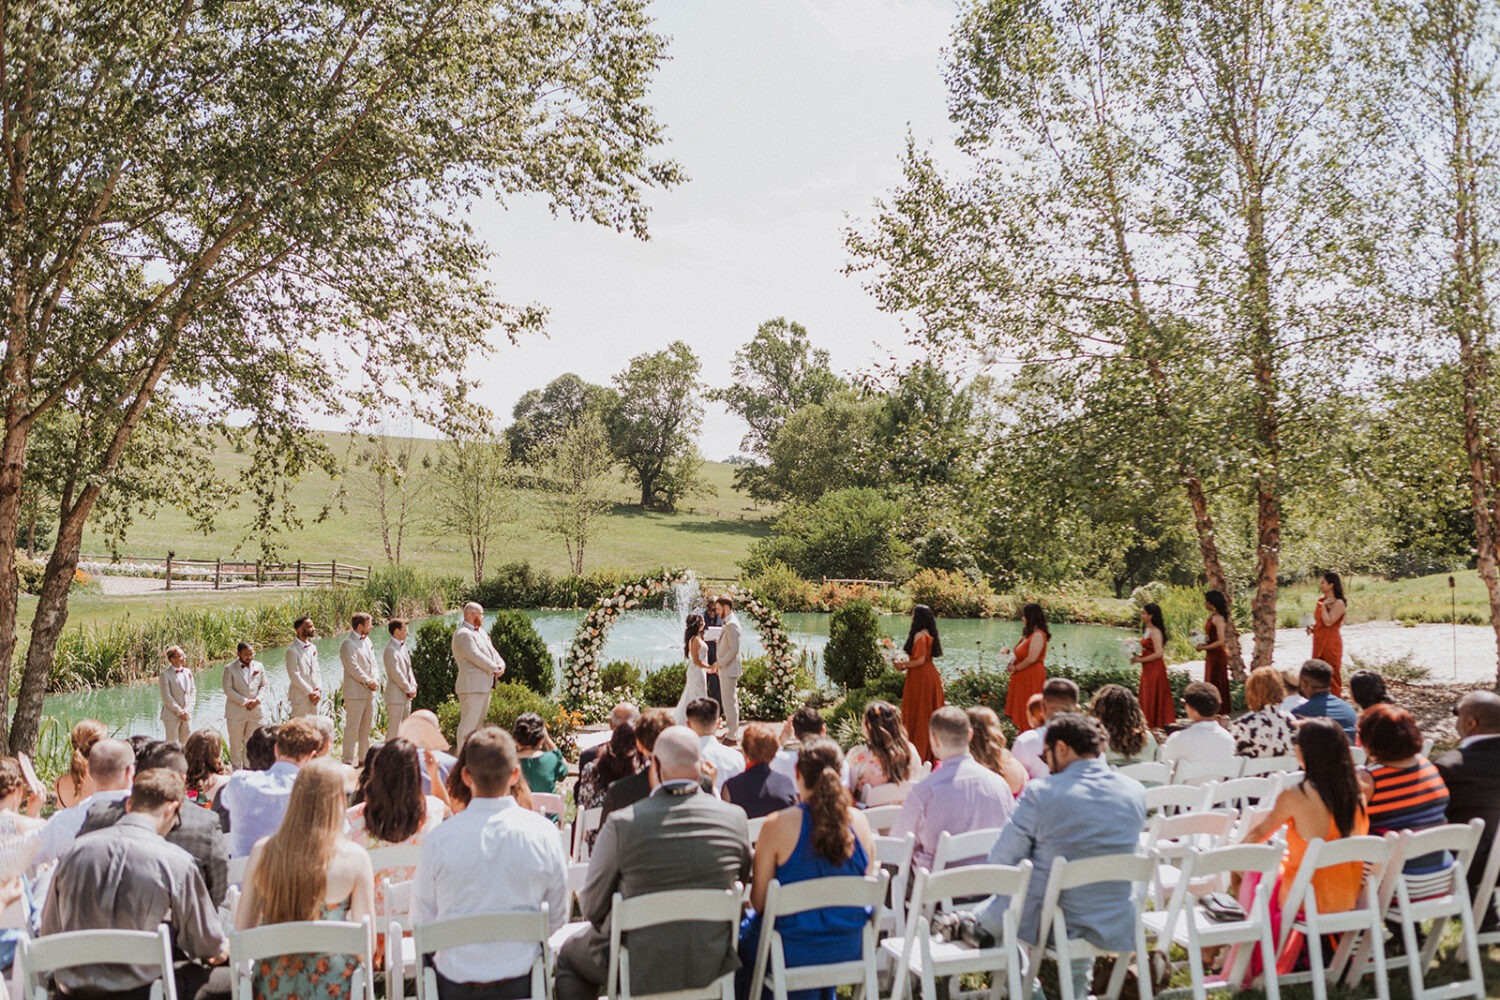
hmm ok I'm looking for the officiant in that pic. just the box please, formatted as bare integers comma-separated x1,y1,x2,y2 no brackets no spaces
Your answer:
702,597,724,711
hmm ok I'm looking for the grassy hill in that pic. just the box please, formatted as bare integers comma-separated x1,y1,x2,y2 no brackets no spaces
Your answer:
79,432,772,580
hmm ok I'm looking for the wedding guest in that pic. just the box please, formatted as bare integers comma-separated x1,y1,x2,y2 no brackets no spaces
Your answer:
398,709,457,798
452,602,506,747
514,712,569,794
0,759,44,880
1231,667,1298,759
1025,694,1046,730
898,604,945,761
34,739,135,870
1196,590,1233,712
892,708,1015,870
339,612,381,766
159,645,195,744
286,615,323,718
580,702,639,772
221,642,267,769
347,738,448,935
1279,669,1307,712
1290,659,1357,740
771,707,850,787
1002,604,1048,732
845,701,920,807
577,723,642,815
1132,602,1174,729
685,697,746,793
440,735,534,815
1161,682,1236,770
966,706,1027,795
1358,704,1452,898
721,724,797,820
1349,670,1389,713
714,597,745,745
738,738,877,1000
1435,691,1500,928
53,719,107,809
236,758,375,1000
1309,571,1347,695
1013,679,1080,780
601,709,674,822
218,718,324,858
184,730,231,807
384,617,417,735
413,727,567,1000
1090,684,1161,767
245,725,279,771
555,728,752,1000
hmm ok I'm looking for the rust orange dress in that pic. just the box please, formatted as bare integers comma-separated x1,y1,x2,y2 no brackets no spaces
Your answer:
1203,617,1232,712
901,632,945,763
1137,633,1176,729
1003,632,1048,732
1312,597,1344,696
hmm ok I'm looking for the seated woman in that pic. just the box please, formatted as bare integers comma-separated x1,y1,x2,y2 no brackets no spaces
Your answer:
723,724,798,819
237,758,375,1000
53,719,106,809
1090,684,1161,767
1349,670,1390,714
0,758,44,881
738,739,878,1000
346,739,448,914
1357,704,1452,897
184,730,231,807
1231,668,1299,759
1242,718,1369,976
576,722,642,812
513,712,569,795
844,702,921,807
964,706,1027,795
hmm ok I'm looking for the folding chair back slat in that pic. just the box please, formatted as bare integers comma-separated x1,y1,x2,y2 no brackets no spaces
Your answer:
231,918,374,1000
1037,854,1155,1000
18,926,177,1000
750,873,888,1000
366,843,424,873
930,827,1004,873
1145,784,1210,817
1275,835,1393,1000
1172,758,1244,785
861,805,903,835
412,908,552,1000
607,887,742,1000
881,864,1032,1000
1116,762,1170,786
1240,755,1298,778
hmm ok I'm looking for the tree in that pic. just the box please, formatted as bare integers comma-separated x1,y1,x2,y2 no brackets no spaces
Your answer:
823,600,883,689
489,610,554,696
347,419,430,566
542,412,617,575
0,0,681,751
711,318,846,457
505,374,616,465
755,391,883,503
429,432,523,586
744,487,910,581
608,342,704,509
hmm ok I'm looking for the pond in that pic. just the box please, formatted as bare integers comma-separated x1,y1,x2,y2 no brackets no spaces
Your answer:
43,609,1135,739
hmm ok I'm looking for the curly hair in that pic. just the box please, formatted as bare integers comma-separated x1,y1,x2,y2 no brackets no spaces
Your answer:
184,730,227,796
1089,684,1150,759
796,738,855,864
862,701,912,785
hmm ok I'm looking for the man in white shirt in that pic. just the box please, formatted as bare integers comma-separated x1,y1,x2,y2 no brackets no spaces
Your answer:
452,603,506,747
683,697,744,792
384,617,418,735
1011,678,1079,781
770,706,849,785
33,739,135,870
339,612,381,765
413,726,567,999
1161,682,1236,771
891,707,1016,871
218,719,324,857
285,615,322,717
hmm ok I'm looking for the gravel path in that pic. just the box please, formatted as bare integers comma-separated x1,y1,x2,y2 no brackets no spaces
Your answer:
1173,622,1497,685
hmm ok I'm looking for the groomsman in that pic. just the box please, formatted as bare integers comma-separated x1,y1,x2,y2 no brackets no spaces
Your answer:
340,613,381,765
451,602,505,747
158,645,194,744
384,618,417,735
221,643,267,769
285,616,322,717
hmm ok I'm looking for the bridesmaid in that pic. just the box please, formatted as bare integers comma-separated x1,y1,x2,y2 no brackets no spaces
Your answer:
1309,571,1347,696
1132,602,1175,729
1196,590,1232,713
898,605,945,762
1002,603,1049,732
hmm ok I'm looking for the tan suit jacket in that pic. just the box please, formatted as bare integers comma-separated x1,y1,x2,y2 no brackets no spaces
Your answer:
285,638,322,706
340,632,380,704
451,622,505,695
221,660,267,723
159,666,194,718
384,639,416,705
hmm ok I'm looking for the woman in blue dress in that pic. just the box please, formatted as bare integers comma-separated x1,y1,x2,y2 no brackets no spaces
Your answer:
737,739,878,1000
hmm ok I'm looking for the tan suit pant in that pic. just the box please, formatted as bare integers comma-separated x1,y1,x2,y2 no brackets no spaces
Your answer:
226,713,259,770
289,691,319,718
343,696,374,765
161,711,191,746
456,691,490,748
385,698,411,738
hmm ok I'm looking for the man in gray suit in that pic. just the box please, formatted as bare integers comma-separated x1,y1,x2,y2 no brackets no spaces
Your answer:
712,596,744,745
451,602,505,747
339,612,381,765
384,618,417,735
555,727,752,1000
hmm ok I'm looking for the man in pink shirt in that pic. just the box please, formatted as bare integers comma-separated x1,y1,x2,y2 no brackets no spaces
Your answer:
891,706,1016,870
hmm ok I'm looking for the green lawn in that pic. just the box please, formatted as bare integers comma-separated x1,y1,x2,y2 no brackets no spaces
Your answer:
1279,571,1495,626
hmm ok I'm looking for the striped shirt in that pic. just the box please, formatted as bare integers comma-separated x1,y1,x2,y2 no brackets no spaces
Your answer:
1366,759,1451,876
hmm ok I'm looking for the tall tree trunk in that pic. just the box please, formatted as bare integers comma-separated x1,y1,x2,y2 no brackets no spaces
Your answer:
1246,187,1282,670
9,511,85,752
0,423,30,752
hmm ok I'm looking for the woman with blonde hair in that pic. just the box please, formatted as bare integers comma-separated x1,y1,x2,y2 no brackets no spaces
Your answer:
237,758,374,1000
965,706,1027,795
1231,667,1298,759
53,719,107,808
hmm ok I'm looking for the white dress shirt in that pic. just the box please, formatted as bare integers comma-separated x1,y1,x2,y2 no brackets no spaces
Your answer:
412,796,567,984
219,761,300,857
698,735,745,793
1011,726,1050,781
770,747,849,786
32,788,132,870
1161,720,1238,767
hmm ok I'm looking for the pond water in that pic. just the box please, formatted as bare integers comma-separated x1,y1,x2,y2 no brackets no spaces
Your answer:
43,609,1135,739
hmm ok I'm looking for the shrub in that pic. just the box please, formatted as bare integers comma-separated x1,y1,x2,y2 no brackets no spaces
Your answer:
643,662,688,707
15,559,45,595
738,654,817,720
366,565,466,618
744,561,818,612
489,611,554,696
814,580,884,610
907,568,996,618
743,487,910,581
410,618,459,713
469,561,559,608
598,660,644,696
824,665,906,744
485,681,563,734
944,661,1196,718
823,601,883,690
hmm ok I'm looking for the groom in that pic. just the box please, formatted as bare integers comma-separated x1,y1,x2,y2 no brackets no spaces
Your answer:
713,596,743,745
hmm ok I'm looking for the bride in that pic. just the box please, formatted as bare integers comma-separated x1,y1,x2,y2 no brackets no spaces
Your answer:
673,613,716,724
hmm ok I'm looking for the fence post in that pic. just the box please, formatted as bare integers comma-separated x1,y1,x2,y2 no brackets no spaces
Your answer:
165,555,173,592
214,558,222,590
296,560,303,588
331,559,338,585
255,560,262,587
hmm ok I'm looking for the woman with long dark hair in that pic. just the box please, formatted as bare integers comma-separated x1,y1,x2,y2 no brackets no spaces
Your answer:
845,701,921,807
898,604,945,761
577,722,643,812
738,738,877,1000
184,729,230,806
1242,718,1369,976
1002,603,1049,732
1310,571,1347,695
1132,602,1175,729
673,612,713,725
1196,590,1233,712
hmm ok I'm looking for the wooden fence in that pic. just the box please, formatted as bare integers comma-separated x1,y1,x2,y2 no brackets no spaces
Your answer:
80,554,369,591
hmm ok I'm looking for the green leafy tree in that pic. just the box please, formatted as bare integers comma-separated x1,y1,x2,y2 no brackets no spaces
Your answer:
489,610,554,697
823,600,883,690
607,342,704,509
346,417,430,566
744,487,910,581
505,374,617,466
541,412,618,575
429,432,524,586
755,391,883,503
410,618,460,714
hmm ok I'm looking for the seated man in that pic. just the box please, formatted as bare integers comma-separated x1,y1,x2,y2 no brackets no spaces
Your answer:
80,740,230,907
683,697,745,793
721,723,797,820
217,718,324,857
33,738,136,870
1436,691,1500,929
1290,659,1358,740
1161,682,1236,770
770,706,847,785
601,709,675,823
41,769,227,999
1011,679,1080,780
892,707,1016,870
556,727,752,1000
413,726,568,1000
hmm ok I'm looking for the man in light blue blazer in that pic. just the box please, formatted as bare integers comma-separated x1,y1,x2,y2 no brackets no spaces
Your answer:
976,713,1147,993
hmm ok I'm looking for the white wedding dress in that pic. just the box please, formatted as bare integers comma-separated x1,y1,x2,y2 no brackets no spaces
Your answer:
673,635,710,725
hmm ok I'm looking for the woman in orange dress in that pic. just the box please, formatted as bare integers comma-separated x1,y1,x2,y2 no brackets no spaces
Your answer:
1309,571,1347,695
898,604,945,762
1132,602,1175,729
1002,603,1049,731
1195,590,1233,712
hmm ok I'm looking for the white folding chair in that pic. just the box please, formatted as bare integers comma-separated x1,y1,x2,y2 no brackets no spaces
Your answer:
548,863,594,957
607,887,743,1000
231,917,375,1000
747,816,769,844
1035,853,1156,1000
1240,755,1298,778
1142,810,1239,908
412,907,553,1000
1171,758,1244,786
226,855,250,887
1273,835,1393,1000
572,807,603,862
1145,784,1211,818
862,805,903,835
17,925,177,1000
1116,762,1171,786
874,833,916,939
381,876,417,1000
1141,844,1283,1000
533,792,567,821
1349,746,1368,766
1472,821,1500,946
881,864,1031,1000
747,873,887,1000
930,828,1005,875
1204,776,1278,813
366,843,423,874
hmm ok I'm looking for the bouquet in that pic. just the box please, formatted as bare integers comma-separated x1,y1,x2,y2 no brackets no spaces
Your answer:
1123,637,1143,658
1190,630,1207,648
879,637,906,668
1300,613,1315,629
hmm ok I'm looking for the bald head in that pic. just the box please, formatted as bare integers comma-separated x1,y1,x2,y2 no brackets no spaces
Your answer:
89,739,136,791
1458,691,1500,737
463,602,484,626
652,726,703,781
610,703,640,729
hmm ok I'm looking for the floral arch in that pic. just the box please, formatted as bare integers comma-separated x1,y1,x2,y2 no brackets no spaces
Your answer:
563,569,801,719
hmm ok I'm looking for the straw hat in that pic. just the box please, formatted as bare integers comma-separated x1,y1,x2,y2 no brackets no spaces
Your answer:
398,709,450,752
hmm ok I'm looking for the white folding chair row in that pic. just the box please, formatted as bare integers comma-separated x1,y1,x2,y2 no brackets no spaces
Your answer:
532,792,567,823
17,925,178,1000
1204,776,1280,814
411,907,553,1000
381,875,418,1000
608,886,743,1000
881,864,1031,1000
930,827,1005,876
1239,755,1298,778
1143,810,1239,908
1171,757,1244,786
747,874,887,1000
1268,835,1393,1000
1144,783,1212,818
1473,817,1500,946
1117,761,1171,786
230,916,376,1000
226,854,250,887
873,833,916,939
862,804,903,835
1037,853,1157,1000
549,863,593,957
366,843,423,873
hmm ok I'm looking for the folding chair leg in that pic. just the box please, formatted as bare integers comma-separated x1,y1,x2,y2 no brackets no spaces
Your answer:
1305,920,1329,1000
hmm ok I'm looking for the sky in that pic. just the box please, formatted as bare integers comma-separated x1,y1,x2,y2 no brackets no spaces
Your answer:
464,0,963,459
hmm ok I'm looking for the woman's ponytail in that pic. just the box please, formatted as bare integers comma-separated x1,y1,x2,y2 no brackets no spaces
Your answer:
796,738,854,864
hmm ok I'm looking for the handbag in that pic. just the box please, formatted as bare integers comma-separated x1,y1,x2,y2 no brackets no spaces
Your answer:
1199,891,1248,922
